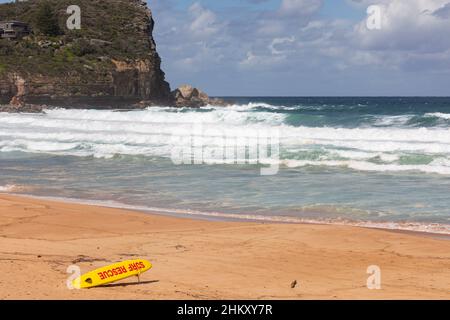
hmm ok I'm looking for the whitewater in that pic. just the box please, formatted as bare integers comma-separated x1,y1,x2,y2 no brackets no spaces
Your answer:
0,103,450,175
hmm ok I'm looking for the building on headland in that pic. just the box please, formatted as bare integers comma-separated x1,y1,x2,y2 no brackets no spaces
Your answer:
0,21,31,40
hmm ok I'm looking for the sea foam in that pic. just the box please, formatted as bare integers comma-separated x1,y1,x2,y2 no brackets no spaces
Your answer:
1,105,450,174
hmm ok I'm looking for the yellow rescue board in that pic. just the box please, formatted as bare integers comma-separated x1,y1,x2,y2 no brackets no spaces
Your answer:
73,259,152,289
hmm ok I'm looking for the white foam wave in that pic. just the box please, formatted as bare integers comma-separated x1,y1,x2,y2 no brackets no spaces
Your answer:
0,184,22,192
330,150,400,162
1,107,450,174
277,159,450,175
425,112,450,120
373,115,414,127
41,106,286,126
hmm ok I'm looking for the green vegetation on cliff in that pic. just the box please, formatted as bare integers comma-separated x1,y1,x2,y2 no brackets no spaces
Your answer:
33,1,62,36
0,0,158,77
0,0,171,107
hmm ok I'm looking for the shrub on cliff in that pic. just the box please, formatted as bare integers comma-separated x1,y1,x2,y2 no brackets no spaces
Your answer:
71,39,98,57
34,1,62,36
0,41,14,55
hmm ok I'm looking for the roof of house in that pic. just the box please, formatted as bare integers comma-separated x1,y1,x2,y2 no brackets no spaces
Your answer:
0,20,29,27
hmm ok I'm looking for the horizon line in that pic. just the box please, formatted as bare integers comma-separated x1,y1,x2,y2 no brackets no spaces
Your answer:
213,95,450,98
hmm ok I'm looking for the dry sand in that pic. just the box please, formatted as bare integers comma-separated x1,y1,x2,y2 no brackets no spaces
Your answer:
0,194,449,299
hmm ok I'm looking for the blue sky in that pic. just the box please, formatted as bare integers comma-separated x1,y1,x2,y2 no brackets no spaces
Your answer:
2,0,450,96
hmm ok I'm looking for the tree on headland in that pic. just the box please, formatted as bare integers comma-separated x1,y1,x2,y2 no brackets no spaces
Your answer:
34,1,61,36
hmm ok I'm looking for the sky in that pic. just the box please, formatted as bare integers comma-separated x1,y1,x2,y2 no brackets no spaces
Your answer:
147,0,450,96
2,0,450,96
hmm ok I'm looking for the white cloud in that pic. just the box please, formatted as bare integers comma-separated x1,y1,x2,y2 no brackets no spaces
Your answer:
353,0,450,53
150,0,450,95
239,51,287,69
433,2,450,18
269,36,296,55
278,0,323,16
188,3,223,39
256,19,287,36
329,0,450,74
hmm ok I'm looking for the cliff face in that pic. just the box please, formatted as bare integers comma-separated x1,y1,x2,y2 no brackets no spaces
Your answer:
0,0,171,108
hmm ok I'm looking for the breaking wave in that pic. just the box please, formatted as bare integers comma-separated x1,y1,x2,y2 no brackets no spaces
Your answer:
1,103,450,174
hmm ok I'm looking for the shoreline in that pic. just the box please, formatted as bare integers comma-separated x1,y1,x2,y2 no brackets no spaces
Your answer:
3,191,450,237
0,193,449,299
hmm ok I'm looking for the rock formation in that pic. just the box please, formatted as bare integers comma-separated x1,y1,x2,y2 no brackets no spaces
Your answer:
0,0,172,109
171,85,228,108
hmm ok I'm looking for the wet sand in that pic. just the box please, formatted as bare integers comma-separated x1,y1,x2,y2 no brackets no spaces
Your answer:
0,194,449,299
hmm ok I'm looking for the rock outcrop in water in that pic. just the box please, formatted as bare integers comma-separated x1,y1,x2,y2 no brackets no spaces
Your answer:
0,0,174,109
171,85,228,108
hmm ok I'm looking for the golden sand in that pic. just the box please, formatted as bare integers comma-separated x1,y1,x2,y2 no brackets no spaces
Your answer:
0,194,449,299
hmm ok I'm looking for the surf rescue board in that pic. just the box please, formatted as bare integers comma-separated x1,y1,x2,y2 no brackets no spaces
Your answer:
73,259,152,289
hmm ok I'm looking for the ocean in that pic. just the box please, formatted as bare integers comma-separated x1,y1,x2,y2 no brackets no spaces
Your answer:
1,97,450,234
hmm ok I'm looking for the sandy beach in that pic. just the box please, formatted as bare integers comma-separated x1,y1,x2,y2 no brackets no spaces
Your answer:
0,193,449,300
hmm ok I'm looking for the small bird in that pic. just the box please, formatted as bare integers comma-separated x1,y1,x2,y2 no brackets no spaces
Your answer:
290,280,297,288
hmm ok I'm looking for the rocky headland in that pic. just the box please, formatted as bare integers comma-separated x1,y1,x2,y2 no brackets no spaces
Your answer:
0,0,226,112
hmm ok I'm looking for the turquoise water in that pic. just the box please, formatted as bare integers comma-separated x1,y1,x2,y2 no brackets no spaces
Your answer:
1,97,450,233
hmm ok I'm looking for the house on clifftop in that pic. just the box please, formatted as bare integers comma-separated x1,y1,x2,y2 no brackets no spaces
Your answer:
0,21,31,40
